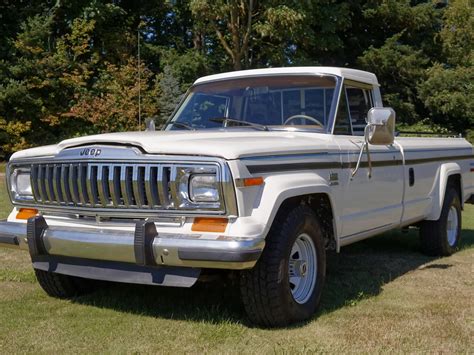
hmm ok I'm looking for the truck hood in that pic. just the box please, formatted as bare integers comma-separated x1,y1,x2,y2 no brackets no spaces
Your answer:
10,130,334,161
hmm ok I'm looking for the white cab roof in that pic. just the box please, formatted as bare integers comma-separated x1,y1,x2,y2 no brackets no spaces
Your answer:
194,67,379,86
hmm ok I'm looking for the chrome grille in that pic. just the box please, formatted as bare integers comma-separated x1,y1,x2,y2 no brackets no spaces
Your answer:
30,163,182,209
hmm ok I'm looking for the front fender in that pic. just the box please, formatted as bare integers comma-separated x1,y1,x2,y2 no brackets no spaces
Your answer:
226,172,338,240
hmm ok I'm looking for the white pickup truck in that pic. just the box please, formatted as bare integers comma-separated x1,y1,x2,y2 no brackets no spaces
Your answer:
1,67,473,327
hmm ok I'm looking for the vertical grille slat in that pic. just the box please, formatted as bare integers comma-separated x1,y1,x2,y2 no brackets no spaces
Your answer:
69,164,79,205
157,166,171,208
97,165,110,207
109,166,121,207
31,165,41,202
86,165,99,206
38,165,48,203
44,165,54,203
29,161,219,212
120,165,133,207
77,164,88,205
144,166,159,208
52,165,63,203
60,164,72,204
169,166,180,208
132,166,146,208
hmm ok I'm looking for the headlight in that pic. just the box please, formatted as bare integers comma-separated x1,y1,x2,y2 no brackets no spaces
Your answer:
10,167,33,201
189,174,219,202
175,166,222,209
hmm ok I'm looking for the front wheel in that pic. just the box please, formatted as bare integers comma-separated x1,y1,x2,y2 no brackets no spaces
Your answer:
420,185,462,256
240,205,326,327
35,269,96,299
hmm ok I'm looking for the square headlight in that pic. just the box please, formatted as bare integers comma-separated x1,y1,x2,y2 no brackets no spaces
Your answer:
10,167,33,201
189,174,219,203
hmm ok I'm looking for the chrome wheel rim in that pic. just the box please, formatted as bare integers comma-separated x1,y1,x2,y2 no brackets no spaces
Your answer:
447,206,458,247
289,233,317,304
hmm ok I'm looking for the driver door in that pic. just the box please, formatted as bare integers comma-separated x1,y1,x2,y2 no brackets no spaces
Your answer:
334,83,404,239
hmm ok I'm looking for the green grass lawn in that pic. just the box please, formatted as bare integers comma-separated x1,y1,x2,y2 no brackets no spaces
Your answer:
0,175,472,353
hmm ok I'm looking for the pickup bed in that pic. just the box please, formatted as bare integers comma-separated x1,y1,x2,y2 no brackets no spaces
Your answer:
1,67,473,327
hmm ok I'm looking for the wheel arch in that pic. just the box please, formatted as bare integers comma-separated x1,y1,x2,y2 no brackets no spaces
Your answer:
267,188,338,252
427,162,463,221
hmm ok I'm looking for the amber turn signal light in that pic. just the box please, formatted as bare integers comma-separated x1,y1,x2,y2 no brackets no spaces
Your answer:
191,217,228,233
236,177,264,187
16,208,38,220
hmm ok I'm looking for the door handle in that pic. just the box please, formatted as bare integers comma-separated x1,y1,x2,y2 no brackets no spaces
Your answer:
409,168,415,186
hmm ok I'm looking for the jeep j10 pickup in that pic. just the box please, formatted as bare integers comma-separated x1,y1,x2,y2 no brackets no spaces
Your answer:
1,67,473,327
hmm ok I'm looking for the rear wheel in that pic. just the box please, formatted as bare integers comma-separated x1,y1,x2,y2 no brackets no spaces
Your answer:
34,269,95,298
420,185,462,256
240,205,326,327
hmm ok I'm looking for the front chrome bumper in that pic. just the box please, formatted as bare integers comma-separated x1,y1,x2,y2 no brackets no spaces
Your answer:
0,218,264,271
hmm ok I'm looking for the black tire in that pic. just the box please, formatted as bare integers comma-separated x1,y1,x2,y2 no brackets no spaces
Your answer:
240,205,326,327
420,185,462,256
34,269,95,298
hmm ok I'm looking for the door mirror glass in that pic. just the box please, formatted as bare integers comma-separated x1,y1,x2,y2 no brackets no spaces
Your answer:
366,107,395,145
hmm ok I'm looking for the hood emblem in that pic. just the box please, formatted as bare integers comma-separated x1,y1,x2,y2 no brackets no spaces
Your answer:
80,148,102,157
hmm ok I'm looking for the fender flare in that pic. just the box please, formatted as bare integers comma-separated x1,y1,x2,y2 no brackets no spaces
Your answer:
257,183,339,243
427,162,463,221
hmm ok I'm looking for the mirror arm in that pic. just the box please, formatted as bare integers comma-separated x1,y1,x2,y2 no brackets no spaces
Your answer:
351,125,373,179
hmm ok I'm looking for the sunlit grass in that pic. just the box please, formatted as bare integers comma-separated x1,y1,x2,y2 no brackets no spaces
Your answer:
0,175,12,219
0,181,472,353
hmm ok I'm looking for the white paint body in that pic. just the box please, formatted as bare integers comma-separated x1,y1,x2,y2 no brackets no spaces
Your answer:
6,67,474,263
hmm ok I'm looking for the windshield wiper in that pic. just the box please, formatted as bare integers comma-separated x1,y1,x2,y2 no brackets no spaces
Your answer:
209,117,269,131
166,122,195,130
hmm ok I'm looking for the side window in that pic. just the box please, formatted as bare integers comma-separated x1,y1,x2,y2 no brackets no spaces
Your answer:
346,87,373,136
334,88,351,135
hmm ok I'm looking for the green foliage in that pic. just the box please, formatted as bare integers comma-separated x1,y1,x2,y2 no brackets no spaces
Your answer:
418,65,473,132
417,0,474,134
359,34,429,124
438,0,474,66
70,59,159,133
156,66,184,124
0,0,472,155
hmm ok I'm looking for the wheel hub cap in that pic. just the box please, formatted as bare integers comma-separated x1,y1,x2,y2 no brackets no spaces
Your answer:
288,233,317,304
446,206,458,247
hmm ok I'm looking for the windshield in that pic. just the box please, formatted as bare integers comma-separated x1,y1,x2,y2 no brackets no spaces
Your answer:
165,75,337,131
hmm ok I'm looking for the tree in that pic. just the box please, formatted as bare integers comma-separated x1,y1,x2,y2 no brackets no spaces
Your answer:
417,0,473,134
356,0,443,124
189,0,306,70
156,65,185,124
69,58,159,133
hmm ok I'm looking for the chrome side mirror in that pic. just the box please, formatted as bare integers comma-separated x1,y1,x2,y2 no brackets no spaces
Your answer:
366,107,395,145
